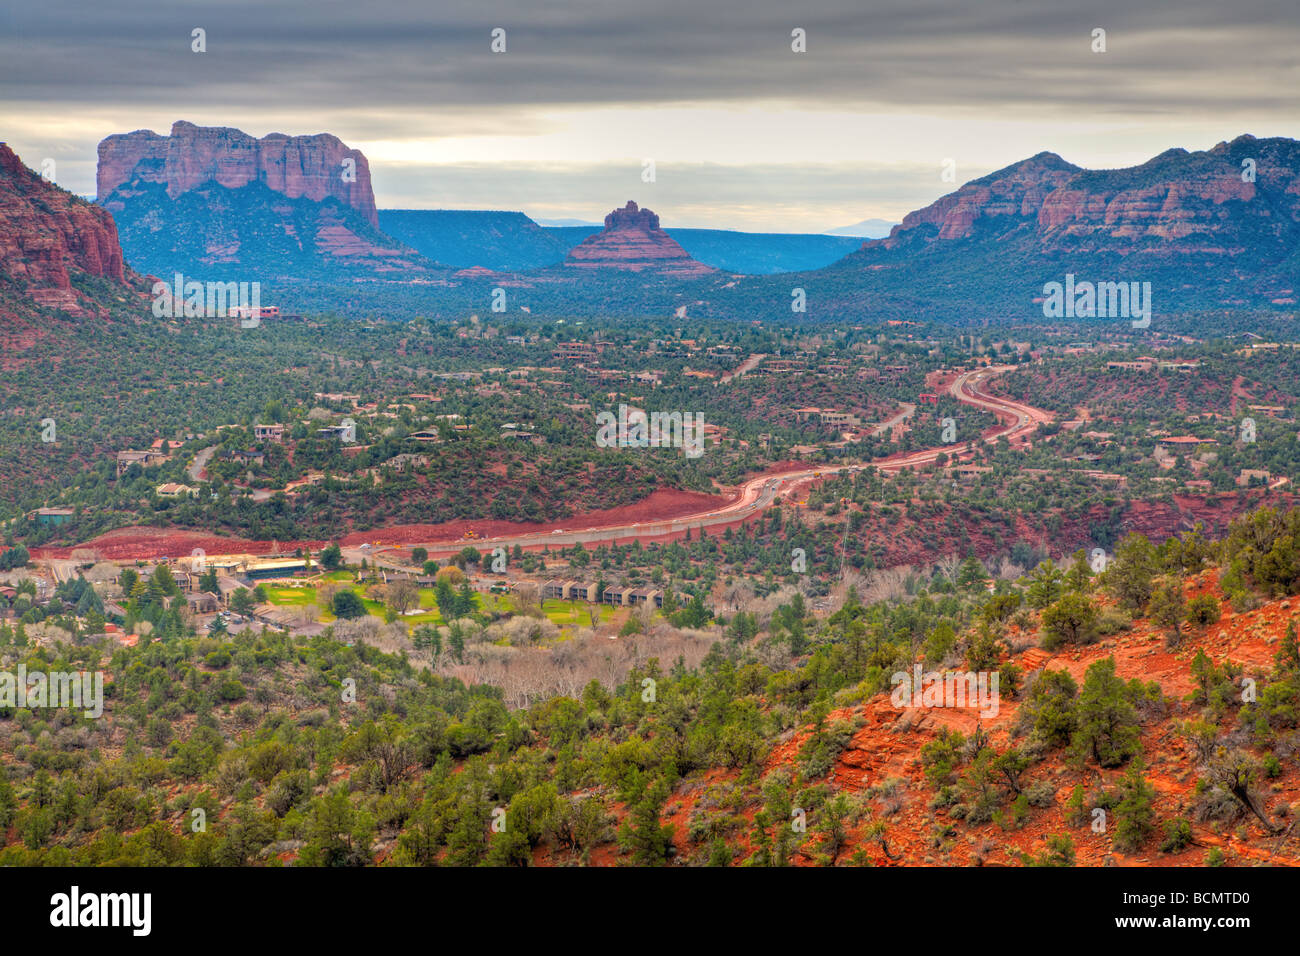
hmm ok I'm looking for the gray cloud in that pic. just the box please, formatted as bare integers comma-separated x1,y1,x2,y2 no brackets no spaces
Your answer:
5,0,1297,112
3,0,1298,229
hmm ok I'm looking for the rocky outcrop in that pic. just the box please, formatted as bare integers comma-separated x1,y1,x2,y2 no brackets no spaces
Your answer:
879,152,1081,243
564,201,717,277
103,177,434,280
828,134,1300,313
0,142,134,315
95,122,440,280
868,135,1300,260
98,121,378,228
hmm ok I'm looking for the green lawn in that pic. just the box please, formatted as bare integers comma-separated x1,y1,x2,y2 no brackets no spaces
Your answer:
542,599,616,626
263,581,493,628
260,585,315,606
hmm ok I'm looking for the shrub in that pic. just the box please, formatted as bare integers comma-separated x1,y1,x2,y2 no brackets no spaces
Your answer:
1186,593,1222,630
1041,593,1099,650
217,679,246,701
1112,764,1157,852
1095,607,1132,636
1024,779,1057,808
1159,817,1193,853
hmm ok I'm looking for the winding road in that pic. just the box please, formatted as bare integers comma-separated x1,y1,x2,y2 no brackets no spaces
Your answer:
362,365,1049,564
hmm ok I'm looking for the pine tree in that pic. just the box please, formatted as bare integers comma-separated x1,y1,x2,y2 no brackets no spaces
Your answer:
1072,656,1141,767
1112,761,1156,852
1276,619,1300,674
618,778,673,865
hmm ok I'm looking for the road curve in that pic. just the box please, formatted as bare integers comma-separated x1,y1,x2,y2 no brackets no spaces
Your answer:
367,365,1048,562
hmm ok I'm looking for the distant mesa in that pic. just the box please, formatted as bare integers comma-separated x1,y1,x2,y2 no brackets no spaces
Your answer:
95,121,435,279
564,201,718,277
825,218,897,239
381,209,571,272
98,120,378,227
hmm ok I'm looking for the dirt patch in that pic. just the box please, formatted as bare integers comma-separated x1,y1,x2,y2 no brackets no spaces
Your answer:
32,527,312,561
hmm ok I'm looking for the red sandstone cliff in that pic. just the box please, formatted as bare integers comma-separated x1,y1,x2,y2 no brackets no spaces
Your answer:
0,143,135,316
869,135,1300,260
565,201,717,277
97,121,378,228
834,135,1300,308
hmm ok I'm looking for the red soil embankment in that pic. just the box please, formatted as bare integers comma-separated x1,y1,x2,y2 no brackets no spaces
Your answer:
34,461,822,561
346,487,732,548
36,485,757,560
32,528,312,561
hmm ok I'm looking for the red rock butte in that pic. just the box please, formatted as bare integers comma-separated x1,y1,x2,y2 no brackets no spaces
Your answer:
96,120,378,228
564,200,717,277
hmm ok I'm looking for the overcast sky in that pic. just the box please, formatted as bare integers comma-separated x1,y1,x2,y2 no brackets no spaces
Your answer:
3,0,1298,231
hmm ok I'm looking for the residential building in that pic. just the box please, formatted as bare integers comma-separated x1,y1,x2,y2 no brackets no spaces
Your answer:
186,592,219,613
215,575,246,605
627,588,665,608
116,449,166,477
29,507,74,526
155,483,197,498
226,449,266,466
542,579,577,601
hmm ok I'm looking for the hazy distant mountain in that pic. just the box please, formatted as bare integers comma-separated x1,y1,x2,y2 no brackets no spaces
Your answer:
668,229,861,274
381,210,571,271
380,207,876,276
543,222,863,274
91,124,1300,317
543,225,602,249
825,218,897,238
384,205,865,275
533,217,602,227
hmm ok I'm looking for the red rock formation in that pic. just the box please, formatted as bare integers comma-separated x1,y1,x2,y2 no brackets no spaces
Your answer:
452,265,506,279
0,142,133,315
869,136,1300,259
565,201,717,277
97,121,378,228
880,153,1082,244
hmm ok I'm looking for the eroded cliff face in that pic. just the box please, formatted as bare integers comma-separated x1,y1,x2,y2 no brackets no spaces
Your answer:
882,153,1082,243
95,122,438,279
870,136,1300,261
565,201,717,277
97,121,378,228
0,143,133,315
